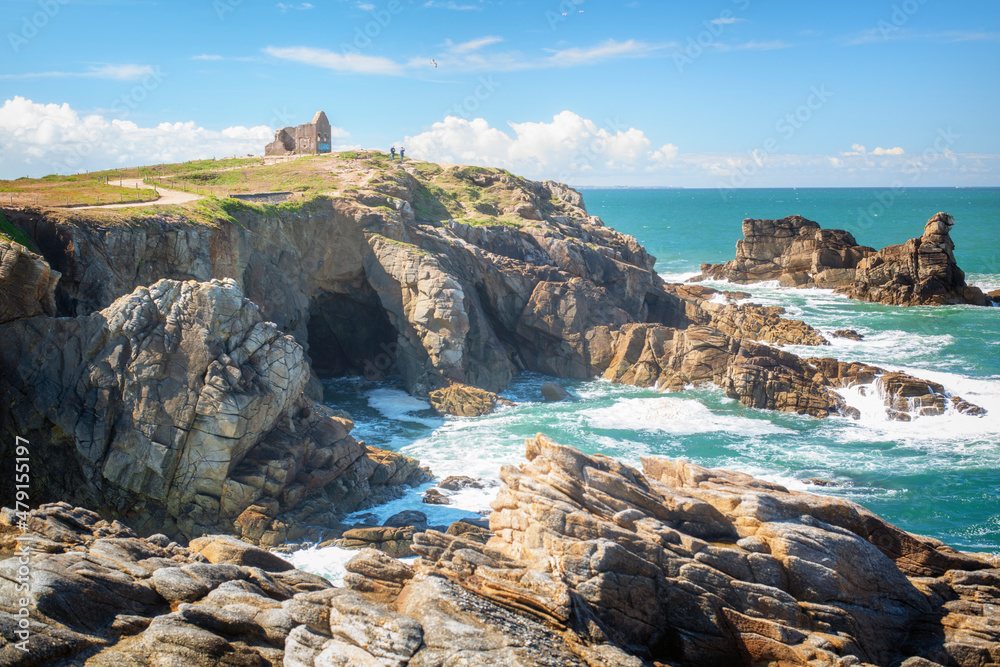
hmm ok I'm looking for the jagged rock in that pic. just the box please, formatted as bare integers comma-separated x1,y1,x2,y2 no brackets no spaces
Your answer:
845,213,989,306
698,212,987,307
0,503,331,666
6,452,1000,667
698,214,873,286
428,382,514,417
0,238,59,324
0,276,425,540
540,382,572,401
474,435,998,666
665,283,829,346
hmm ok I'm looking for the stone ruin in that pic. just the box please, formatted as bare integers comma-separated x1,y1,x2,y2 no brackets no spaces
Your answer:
265,110,333,156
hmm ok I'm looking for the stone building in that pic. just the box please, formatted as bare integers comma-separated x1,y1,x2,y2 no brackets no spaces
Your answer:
264,111,333,156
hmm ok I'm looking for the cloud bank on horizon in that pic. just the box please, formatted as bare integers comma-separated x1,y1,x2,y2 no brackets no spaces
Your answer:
1,97,995,189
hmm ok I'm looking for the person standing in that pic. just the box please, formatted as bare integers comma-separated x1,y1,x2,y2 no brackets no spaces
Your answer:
390,147,396,161
400,146,405,161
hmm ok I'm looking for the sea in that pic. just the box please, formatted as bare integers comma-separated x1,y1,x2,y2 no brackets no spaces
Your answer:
288,187,1000,580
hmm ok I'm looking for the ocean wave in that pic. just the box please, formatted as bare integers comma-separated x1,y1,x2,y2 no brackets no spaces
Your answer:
580,396,795,437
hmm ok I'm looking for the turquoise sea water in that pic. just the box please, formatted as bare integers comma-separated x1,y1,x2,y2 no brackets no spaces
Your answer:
292,188,1000,576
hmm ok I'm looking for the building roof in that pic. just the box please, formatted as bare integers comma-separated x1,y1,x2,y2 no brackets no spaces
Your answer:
311,111,329,126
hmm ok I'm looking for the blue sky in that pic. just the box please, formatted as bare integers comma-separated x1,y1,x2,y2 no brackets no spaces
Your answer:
1,0,998,186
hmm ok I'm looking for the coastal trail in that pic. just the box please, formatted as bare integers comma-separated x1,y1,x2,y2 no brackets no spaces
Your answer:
78,178,204,209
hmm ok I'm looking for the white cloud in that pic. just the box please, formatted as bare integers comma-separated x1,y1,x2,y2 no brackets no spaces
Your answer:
0,97,353,179
192,54,224,61
404,111,678,181
545,39,671,67
357,2,375,9
840,144,905,156
0,64,157,81
268,38,677,76
446,35,503,54
710,17,745,25
276,2,314,12
263,46,403,75
423,1,483,9
713,40,792,52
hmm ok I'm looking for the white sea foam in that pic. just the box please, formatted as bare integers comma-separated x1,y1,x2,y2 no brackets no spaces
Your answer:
658,270,701,283
580,396,795,436
834,379,1000,450
284,545,363,586
366,388,441,427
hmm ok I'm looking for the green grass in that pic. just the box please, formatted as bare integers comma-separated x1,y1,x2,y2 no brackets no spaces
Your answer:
0,210,35,250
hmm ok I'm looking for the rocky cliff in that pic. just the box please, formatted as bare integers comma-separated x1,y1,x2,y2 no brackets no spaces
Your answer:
0,274,428,542
1,161,987,535
698,213,991,306
3,440,997,666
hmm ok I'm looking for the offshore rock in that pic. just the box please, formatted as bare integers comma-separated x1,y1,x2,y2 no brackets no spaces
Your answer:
697,214,873,287
0,277,426,539
844,212,989,306
428,381,514,417
698,213,988,307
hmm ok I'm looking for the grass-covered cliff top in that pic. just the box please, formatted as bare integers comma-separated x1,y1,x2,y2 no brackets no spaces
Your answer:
0,152,587,230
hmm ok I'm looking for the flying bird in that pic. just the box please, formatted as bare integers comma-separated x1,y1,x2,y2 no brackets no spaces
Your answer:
431,58,438,68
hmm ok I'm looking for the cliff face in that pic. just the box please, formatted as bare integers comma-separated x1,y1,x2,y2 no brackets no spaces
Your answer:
0,161,987,537
698,212,990,306
0,274,427,540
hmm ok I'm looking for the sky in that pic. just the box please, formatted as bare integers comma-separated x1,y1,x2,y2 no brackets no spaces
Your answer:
1,0,998,187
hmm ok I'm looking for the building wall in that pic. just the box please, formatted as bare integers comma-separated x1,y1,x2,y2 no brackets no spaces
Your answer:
265,112,333,156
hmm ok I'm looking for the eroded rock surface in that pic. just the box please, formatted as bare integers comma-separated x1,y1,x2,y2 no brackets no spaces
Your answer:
698,213,988,307
0,277,426,540
0,239,58,324
5,440,1000,667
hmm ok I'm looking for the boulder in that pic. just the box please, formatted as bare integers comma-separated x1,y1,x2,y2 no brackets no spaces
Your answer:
428,382,514,417
187,534,294,571
540,382,572,401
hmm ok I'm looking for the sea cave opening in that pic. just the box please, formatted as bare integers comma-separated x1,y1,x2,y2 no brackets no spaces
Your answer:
306,287,399,381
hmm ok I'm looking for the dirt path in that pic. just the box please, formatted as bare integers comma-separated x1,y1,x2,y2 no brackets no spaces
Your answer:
78,179,203,209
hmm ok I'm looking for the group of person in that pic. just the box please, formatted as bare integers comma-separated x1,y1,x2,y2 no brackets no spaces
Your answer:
389,146,405,161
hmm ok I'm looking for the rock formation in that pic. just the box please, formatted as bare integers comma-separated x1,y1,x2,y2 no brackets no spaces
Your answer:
845,212,989,306
1,168,987,531
0,276,427,540
698,213,989,307
0,239,58,324
10,437,996,666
